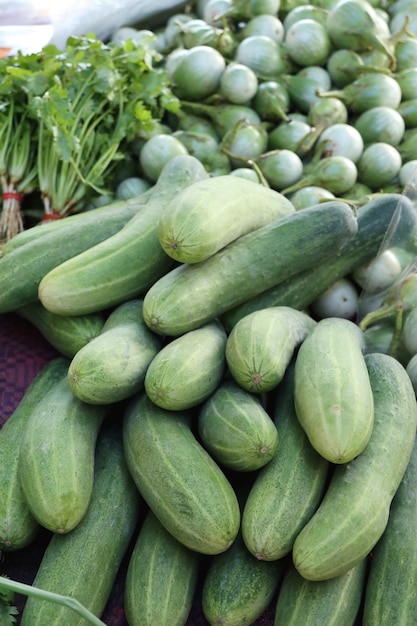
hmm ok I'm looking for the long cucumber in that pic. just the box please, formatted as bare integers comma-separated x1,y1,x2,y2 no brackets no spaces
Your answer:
292,352,417,581
123,392,240,555
202,532,285,626
0,358,69,551
225,306,316,394
158,174,295,263
16,303,105,358
18,374,107,533
124,510,201,626
19,422,141,626
144,320,227,411
68,299,161,405
38,155,209,316
294,317,374,464
362,436,417,625
274,559,367,626
143,200,358,336
222,193,417,331
241,360,329,562
0,195,150,313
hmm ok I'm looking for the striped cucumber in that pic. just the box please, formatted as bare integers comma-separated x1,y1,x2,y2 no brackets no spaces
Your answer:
144,320,227,411
158,174,294,263
292,352,417,581
0,357,69,551
362,435,417,625
123,393,240,555
198,380,279,472
0,195,149,313
225,306,316,393
18,374,107,533
17,302,104,358
241,360,329,561
124,510,201,626
20,422,141,626
38,155,209,316
143,200,358,336
294,317,374,464
202,531,285,626
274,559,367,626
68,299,160,405
222,192,417,331
1,190,156,256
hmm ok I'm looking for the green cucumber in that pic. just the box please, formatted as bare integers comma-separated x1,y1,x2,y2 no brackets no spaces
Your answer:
292,352,417,581
222,192,417,331
123,393,240,555
241,360,329,561
38,155,209,316
1,191,155,256
0,195,149,313
225,306,316,394
143,200,358,336
201,531,285,626
274,559,367,626
124,510,201,626
18,374,106,533
362,435,417,625
197,380,279,472
17,302,105,358
144,320,226,411
20,422,141,626
68,299,160,405
158,174,294,263
294,317,374,464
0,358,69,552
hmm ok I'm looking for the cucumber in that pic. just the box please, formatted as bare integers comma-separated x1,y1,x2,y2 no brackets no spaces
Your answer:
222,192,417,331
1,191,155,256
197,380,279,472
292,352,417,581
123,392,241,555
201,531,285,626
0,195,149,313
20,422,141,626
0,358,69,551
274,559,367,626
16,302,105,358
18,374,107,533
143,200,358,336
241,360,329,561
38,155,209,316
362,435,417,625
144,320,227,411
225,307,316,394
124,510,201,626
68,299,160,405
158,174,295,263
294,317,374,464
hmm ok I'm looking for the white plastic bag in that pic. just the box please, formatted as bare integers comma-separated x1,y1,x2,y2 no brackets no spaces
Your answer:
0,0,52,55
0,0,188,54
50,0,189,47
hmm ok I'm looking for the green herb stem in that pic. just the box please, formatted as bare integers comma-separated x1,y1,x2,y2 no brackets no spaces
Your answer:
0,576,107,626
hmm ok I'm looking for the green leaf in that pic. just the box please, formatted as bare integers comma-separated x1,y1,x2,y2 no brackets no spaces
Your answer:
0,579,19,625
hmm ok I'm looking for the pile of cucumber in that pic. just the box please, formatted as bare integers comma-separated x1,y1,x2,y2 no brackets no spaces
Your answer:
1,153,417,625
2,0,417,624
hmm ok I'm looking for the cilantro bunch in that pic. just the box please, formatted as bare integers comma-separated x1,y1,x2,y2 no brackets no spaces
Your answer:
0,33,179,244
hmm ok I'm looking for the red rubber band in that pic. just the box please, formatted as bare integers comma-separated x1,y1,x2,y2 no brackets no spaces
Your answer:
2,191,23,202
42,213,63,222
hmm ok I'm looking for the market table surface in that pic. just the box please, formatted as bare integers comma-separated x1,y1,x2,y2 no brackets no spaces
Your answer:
0,312,276,625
